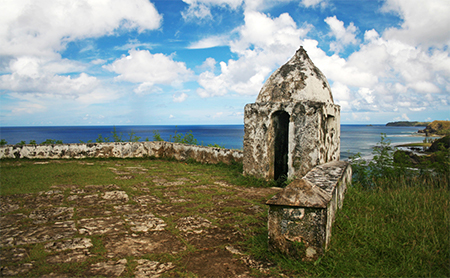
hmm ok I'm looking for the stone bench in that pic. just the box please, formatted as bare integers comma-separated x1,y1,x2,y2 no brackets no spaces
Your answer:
266,160,352,260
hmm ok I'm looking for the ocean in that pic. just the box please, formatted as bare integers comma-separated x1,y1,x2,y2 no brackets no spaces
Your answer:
0,125,428,160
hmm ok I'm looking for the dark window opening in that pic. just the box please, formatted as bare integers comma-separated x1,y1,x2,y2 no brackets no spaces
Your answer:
273,111,290,182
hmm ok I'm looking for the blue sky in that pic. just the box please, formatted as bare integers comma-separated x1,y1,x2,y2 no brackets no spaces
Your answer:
0,0,449,126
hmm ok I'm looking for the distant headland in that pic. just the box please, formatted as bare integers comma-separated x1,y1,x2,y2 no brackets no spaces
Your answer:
417,120,450,136
386,120,450,136
386,121,429,127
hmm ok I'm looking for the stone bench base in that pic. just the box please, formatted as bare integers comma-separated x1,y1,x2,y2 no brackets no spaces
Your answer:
267,160,351,260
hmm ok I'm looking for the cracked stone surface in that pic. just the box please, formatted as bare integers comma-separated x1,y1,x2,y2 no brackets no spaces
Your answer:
78,216,127,235
124,213,167,232
135,260,175,278
176,216,215,234
44,237,93,252
29,207,74,224
88,259,127,277
0,159,281,277
102,191,129,202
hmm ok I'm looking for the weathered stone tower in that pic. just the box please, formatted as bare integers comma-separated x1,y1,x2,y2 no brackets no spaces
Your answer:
243,46,341,181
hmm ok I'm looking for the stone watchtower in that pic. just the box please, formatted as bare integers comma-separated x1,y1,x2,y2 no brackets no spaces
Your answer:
244,46,351,260
243,46,340,181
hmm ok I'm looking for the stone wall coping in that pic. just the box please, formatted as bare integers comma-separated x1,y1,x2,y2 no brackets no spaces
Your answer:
266,160,350,208
0,141,243,165
266,178,330,208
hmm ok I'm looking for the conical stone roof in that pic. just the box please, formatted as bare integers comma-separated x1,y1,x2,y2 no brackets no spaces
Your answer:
256,46,334,104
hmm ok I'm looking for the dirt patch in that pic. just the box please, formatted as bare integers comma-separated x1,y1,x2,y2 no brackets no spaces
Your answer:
103,232,185,257
183,249,251,277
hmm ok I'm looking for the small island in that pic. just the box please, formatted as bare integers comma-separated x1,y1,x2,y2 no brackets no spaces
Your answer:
386,121,429,127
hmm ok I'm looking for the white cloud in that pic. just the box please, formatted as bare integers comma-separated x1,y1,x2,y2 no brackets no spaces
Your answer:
182,0,243,10
11,103,47,115
0,0,162,57
105,49,193,88
91,59,107,65
302,39,378,88
324,16,358,53
197,11,309,97
133,83,163,95
188,35,230,49
301,0,327,8
0,57,102,100
199,58,217,71
303,4,449,115
0,0,164,116
181,0,244,21
173,92,188,102
409,107,426,112
114,39,157,51
409,81,440,94
190,0,450,120
394,113,410,121
213,112,224,118
397,102,411,107
182,2,213,21
381,0,450,48
357,88,375,104
331,82,351,101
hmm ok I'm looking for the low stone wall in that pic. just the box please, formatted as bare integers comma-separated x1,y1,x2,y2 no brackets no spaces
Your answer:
266,160,351,260
0,141,243,164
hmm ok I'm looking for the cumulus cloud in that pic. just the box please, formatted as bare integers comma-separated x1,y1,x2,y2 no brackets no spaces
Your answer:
196,11,308,97
173,92,189,102
302,39,378,88
181,0,243,20
394,113,410,121
0,57,107,103
0,0,162,57
182,0,308,19
324,16,358,53
301,0,328,8
190,0,450,121
182,2,213,21
104,49,193,88
0,0,163,114
199,58,217,71
381,0,450,48
301,0,450,116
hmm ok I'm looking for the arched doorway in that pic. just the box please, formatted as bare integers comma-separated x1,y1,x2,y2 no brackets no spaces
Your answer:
272,111,290,181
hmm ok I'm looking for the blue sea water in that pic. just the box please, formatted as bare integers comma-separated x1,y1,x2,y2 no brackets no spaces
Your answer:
0,124,427,160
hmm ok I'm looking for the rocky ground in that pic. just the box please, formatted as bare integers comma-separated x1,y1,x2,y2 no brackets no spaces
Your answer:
0,160,281,277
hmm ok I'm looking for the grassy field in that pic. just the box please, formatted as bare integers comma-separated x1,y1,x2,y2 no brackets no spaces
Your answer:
1,156,448,277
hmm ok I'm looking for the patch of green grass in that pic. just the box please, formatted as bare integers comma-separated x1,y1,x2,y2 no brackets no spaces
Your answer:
0,160,118,195
2,144,448,277
244,135,449,277
245,184,449,277
24,243,54,276
90,235,107,256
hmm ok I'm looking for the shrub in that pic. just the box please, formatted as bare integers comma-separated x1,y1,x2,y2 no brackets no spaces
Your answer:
349,133,449,189
40,139,63,145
